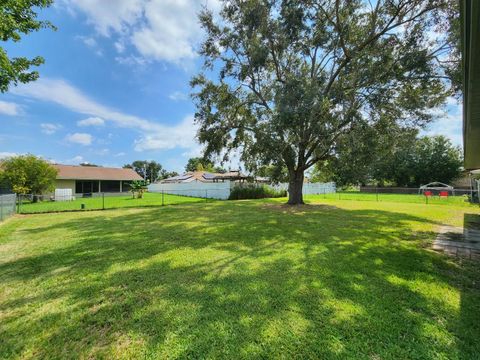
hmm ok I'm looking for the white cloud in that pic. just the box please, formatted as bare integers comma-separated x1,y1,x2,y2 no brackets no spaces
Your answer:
77,116,105,127
422,102,463,147
114,40,125,53
0,152,18,159
96,148,110,155
114,152,126,157
169,91,188,101
41,123,62,135
115,55,149,67
60,0,221,64
77,35,97,47
12,77,199,152
0,101,21,116
64,155,84,164
134,115,198,152
76,35,103,56
66,133,93,146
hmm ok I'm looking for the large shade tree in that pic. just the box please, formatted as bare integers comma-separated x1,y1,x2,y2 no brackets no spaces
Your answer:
0,0,54,93
192,0,458,204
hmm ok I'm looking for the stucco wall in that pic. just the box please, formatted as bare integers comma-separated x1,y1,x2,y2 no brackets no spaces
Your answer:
55,179,76,194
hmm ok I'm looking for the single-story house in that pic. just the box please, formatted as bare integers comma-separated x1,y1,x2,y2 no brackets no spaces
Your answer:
52,164,143,195
160,170,250,184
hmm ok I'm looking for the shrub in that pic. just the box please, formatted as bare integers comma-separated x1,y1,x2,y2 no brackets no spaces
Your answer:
0,154,57,201
229,184,287,200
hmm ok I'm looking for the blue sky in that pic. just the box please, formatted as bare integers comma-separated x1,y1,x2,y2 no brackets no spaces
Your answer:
0,0,463,173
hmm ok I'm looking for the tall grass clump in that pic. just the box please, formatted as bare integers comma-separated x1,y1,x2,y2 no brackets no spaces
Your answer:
229,184,287,200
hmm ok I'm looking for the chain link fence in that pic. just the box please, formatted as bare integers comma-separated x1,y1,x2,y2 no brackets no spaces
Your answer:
16,189,226,214
0,194,16,222
312,187,477,206
12,185,480,215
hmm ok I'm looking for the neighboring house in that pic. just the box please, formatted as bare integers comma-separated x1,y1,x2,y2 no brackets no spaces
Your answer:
160,171,250,184
52,164,143,195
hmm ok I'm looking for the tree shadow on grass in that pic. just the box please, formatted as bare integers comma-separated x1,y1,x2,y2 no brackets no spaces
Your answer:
0,202,479,359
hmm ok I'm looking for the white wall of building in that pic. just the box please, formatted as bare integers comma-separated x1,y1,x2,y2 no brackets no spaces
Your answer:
148,181,232,200
270,182,336,195
149,181,336,200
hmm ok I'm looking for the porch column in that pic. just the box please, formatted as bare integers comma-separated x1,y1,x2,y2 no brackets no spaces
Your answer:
120,181,123,193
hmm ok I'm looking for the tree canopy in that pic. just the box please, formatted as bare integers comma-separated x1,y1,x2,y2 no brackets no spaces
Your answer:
185,157,225,173
123,161,177,183
0,154,57,195
0,0,54,93
192,0,459,204
312,135,463,187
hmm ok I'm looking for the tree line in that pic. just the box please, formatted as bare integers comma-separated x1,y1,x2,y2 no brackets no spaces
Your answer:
311,135,463,188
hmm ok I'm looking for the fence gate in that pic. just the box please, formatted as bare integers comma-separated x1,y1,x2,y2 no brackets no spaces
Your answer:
0,194,16,222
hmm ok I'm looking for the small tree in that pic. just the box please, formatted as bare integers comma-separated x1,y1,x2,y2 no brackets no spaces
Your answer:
192,0,458,204
0,0,55,93
130,180,148,199
0,155,57,201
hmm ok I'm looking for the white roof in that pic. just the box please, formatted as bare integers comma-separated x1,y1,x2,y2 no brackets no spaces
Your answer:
419,182,454,190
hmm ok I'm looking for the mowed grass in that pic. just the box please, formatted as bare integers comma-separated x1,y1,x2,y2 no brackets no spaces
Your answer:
1,199,480,359
18,191,474,215
307,191,473,207
18,192,205,214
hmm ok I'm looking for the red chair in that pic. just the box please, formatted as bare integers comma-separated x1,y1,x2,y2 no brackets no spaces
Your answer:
439,191,449,198
424,191,433,197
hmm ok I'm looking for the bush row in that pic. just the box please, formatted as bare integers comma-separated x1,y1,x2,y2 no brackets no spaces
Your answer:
229,184,287,200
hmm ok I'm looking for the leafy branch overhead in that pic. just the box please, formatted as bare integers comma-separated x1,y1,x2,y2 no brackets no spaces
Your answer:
192,0,459,204
0,0,55,93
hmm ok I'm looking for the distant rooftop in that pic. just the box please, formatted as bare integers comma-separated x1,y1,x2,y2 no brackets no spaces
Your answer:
160,170,249,183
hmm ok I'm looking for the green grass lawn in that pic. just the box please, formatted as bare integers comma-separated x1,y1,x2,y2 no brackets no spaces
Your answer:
18,192,206,214
1,198,479,359
18,191,474,215
307,191,473,207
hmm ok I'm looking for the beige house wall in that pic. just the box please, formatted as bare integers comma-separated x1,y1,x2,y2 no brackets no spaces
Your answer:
55,179,76,193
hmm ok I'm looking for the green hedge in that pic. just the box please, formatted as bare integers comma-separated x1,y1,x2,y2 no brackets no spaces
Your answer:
229,184,287,200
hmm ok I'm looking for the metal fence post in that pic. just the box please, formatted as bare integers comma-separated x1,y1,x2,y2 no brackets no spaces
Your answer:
0,195,3,221
205,190,208,203
162,190,164,206
376,187,379,202
102,192,105,210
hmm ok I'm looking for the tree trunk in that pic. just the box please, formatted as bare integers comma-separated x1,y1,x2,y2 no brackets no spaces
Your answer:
287,170,304,205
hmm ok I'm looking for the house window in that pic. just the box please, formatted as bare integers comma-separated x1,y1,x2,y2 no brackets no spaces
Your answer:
75,181,99,194
100,180,120,192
